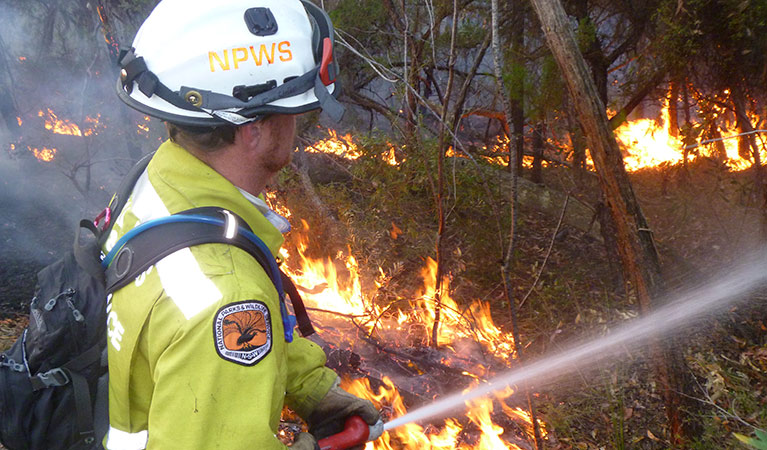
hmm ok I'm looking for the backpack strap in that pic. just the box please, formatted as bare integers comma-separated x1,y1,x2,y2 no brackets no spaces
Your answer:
103,207,315,340
73,152,156,282
28,343,104,449
99,152,155,246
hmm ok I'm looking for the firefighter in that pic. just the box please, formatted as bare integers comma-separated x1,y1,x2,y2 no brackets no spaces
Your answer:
106,0,379,448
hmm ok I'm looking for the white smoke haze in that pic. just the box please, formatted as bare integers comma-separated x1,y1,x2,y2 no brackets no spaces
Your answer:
0,2,164,307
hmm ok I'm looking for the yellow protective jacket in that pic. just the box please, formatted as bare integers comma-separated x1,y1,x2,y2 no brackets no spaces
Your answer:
103,140,336,450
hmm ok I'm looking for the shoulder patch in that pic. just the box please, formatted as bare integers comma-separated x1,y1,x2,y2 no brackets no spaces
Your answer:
213,301,272,366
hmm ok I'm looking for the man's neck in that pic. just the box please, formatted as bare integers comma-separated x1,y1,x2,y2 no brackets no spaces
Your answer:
185,143,272,197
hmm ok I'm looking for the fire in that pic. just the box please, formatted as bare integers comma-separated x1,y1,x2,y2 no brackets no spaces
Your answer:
39,108,82,136
613,98,766,172
280,219,542,448
305,129,360,160
83,114,103,136
446,136,543,169
341,377,543,449
302,129,404,165
30,147,56,162
383,143,398,166
35,108,104,137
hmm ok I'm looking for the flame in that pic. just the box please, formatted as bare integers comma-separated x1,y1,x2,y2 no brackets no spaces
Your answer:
84,114,103,137
342,377,539,449
30,147,56,162
303,129,404,165
383,143,398,166
305,129,361,159
39,108,82,136
16,117,22,126
445,136,544,169
613,97,766,172
18,56,26,62
36,109,103,137
278,218,541,448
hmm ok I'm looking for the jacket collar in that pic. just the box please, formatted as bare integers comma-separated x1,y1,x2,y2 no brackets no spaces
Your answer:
149,140,285,256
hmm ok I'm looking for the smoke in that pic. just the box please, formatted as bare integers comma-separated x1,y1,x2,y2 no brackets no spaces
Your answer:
0,3,164,309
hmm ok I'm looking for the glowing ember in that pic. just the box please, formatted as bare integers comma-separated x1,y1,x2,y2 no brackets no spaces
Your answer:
446,136,544,169
83,114,103,136
30,147,56,162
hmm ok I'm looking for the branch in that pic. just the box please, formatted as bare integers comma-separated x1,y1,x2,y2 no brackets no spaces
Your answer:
608,69,667,130
519,195,570,309
451,29,493,131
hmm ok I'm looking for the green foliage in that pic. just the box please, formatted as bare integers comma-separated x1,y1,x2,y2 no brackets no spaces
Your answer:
735,430,767,449
685,346,767,449
455,20,486,49
329,0,386,31
527,55,565,121
654,0,767,93
575,17,598,53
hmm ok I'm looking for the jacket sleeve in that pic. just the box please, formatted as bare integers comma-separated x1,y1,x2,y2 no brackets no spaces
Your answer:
283,337,337,419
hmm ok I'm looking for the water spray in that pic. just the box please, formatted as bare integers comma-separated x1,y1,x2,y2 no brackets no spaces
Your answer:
374,252,767,435
316,252,766,449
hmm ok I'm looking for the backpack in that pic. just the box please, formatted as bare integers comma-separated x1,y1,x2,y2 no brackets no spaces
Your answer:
0,154,314,450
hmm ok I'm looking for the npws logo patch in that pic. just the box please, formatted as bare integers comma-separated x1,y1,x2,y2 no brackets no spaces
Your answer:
214,301,272,366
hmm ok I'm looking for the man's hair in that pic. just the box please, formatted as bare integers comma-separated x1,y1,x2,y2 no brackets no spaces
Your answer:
166,122,237,152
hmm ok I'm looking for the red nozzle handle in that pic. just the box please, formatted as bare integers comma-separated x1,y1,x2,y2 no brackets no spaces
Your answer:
317,415,369,450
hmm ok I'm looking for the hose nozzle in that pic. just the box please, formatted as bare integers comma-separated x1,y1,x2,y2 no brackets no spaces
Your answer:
317,416,384,450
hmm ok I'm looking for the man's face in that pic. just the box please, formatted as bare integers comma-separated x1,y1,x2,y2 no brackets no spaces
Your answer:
256,114,297,174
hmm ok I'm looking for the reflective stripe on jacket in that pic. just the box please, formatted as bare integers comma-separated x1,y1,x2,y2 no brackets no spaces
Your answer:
104,140,336,449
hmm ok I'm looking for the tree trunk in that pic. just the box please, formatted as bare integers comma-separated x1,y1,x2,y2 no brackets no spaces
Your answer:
528,0,696,444
681,81,691,170
706,121,728,163
668,80,679,138
510,0,526,174
492,1,543,448
732,86,767,239
531,122,545,184
432,0,460,349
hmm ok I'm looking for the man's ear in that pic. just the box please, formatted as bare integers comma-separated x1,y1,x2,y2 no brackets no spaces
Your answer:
235,121,263,149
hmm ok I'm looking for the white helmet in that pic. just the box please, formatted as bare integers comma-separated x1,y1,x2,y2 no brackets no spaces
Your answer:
116,0,343,126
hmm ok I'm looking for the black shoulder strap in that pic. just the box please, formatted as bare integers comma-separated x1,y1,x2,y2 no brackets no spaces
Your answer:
73,152,155,282
104,207,315,337
100,152,155,246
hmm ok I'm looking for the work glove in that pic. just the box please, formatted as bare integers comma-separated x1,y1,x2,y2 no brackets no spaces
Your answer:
307,377,381,446
290,432,319,450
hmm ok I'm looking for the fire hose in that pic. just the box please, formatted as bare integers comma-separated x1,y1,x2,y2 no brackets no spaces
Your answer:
316,416,384,450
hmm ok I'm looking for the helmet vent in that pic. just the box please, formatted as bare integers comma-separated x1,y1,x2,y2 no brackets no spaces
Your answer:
244,8,278,36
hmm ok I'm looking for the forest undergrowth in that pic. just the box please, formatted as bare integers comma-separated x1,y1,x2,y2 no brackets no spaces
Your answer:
1,145,766,449
275,140,767,449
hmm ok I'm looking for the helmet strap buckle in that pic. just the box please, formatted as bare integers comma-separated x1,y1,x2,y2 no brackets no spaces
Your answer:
232,80,277,102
